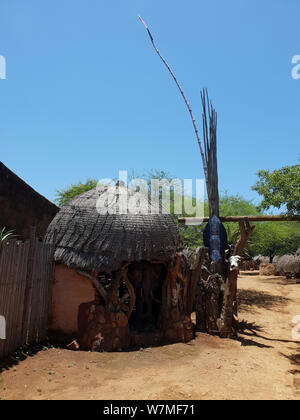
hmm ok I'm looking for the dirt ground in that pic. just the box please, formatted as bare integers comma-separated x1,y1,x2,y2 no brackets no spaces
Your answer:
0,272,299,400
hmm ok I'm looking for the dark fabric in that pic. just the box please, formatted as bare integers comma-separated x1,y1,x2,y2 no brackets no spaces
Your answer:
203,215,228,263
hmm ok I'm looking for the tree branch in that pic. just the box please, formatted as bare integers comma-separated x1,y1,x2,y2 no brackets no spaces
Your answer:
138,15,208,184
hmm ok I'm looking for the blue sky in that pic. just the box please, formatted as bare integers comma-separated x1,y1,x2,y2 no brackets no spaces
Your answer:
0,0,299,205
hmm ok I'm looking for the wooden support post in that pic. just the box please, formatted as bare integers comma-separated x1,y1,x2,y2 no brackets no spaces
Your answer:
178,215,300,223
195,278,207,333
186,247,207,315
205,274,224,335
219,220,255,338
219,268,238,338
21,226,36,343
234,220,255,256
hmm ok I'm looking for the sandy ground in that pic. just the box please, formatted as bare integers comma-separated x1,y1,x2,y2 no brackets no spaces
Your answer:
0,272,299,400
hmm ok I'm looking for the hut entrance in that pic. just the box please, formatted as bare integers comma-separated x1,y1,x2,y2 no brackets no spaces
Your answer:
91,260,168,346
127,261,166,334
95,261,167,335
75,253,197,351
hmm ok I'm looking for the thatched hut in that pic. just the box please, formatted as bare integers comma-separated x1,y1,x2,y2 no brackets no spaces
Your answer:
45,184,195,351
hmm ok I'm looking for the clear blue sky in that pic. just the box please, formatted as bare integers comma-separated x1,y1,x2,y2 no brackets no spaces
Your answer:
0,0,299,205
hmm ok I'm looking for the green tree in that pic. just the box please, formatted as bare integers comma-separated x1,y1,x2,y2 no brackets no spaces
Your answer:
55,178,98,207
180,194,260,249
219,193,261,246
54,170,173,207
248,222,300,262
54,174,266,252
252,162,300,215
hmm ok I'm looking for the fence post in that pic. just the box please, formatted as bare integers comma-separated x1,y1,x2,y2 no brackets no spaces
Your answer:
21,226,36,344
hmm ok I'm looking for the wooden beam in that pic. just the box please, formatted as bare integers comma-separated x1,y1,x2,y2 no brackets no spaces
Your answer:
178,215,300,223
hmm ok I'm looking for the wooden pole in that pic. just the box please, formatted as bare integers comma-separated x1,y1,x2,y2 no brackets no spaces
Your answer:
219,268,239,338
138,16,208,185
178,215,300,223
219,220,255,338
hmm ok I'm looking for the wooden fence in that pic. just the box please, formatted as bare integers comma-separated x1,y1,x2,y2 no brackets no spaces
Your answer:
0,232,54,359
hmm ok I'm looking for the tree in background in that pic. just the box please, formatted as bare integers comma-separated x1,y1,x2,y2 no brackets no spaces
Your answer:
219,194,260,244
55,172,299,258
252,161,300,215
55,178,98,207
180,193,260,249
247,222,300,262
54,170,173,207
54,174,263,251
250,162,300,261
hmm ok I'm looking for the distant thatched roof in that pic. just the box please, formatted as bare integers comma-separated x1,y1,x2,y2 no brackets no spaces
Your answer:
45,185,179,272
0,161,59,240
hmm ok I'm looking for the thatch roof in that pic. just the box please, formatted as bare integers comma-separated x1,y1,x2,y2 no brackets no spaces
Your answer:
0,161,59,240
45,185,179,272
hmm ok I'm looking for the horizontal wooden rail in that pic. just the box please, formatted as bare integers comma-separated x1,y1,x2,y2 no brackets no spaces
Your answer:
178,215,300,223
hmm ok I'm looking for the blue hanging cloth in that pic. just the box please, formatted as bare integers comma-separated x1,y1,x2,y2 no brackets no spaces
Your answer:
203,215,228,263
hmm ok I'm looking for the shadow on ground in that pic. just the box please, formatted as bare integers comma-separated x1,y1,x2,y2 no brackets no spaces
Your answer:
280,348,300,375
0,341,55,373
235,320,273,348
237,320,296,348
259,277,300,287
237,289,290,312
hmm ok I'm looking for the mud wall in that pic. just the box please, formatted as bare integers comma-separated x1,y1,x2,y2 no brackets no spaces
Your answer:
49,264,95,335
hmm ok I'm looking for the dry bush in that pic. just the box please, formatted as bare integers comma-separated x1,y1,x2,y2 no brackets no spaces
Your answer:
274,254,300,278
253,255,269,265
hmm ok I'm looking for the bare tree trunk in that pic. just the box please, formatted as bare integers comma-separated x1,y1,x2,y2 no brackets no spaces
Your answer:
205,274,224,335
219,220,255,338
195,278,207,332
219,269,238,338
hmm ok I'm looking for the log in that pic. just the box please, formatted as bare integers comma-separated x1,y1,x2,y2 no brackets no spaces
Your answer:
186,248,207,315
204,274,224,335
178,215,300,223
219,220,255,337
219,268,238,338
195,278,207,332
234,220,255,256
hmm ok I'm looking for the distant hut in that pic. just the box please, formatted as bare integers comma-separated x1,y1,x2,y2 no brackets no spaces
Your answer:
45,184,195,351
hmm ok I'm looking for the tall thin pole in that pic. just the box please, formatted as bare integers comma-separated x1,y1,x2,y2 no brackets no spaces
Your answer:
138,16,208,185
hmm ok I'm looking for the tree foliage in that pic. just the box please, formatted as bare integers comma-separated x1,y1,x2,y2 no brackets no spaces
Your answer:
180,194,260,249
247,222,300,262
54,172,299,258
54,170,174,208
252,162,300,215
55,178,98,207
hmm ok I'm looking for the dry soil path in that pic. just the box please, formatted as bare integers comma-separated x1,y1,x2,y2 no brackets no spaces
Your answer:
0,273,299,400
